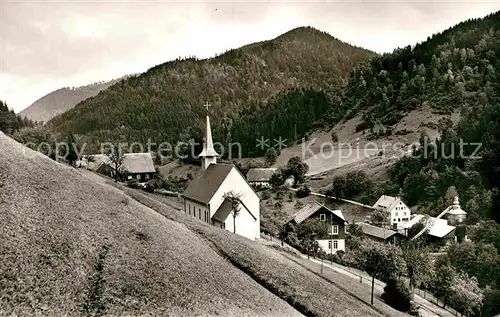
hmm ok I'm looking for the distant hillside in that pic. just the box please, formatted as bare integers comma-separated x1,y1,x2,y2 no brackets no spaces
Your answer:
19,77,127,123
333,11,500,137
47,26,375,149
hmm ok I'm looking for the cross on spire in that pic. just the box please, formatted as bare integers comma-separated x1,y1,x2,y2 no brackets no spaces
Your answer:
204,102,211,112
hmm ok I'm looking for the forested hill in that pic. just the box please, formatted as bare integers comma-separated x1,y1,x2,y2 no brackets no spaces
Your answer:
224,12,500,157
0,100,34,135
47,26,375,147
336,11,500,133
19,77,127,123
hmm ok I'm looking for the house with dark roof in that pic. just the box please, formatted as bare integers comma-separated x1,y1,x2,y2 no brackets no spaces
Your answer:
83,153,156,182
182,108,260,241
285,201,346,253
121,153,156,182
357,222,406,245
246,168,277,188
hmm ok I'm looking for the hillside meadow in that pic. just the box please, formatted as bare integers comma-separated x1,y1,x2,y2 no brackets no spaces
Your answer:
120,187,386,317
0,132,301,316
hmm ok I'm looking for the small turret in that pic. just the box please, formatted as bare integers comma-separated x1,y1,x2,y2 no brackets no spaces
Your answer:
446,196,467,225
198,103,219,171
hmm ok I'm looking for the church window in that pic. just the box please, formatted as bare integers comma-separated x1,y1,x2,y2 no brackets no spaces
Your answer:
198,208,202,220
189,204,191,215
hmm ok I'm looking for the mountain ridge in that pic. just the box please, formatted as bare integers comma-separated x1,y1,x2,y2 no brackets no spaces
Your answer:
19,76,131,123
47,26,376,150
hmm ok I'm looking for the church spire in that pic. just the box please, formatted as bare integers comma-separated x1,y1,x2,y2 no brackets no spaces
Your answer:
198,103,219,170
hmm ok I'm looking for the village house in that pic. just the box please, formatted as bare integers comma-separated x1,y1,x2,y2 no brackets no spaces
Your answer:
403,215,456,244
182,108,260,241
286,201,346,253
403,196,467,244
356,222,406,245
246,168,276,188
373,195,411,229
83,153,156,182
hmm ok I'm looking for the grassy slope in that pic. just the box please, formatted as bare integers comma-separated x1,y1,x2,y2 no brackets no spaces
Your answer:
0,132,300,316
121,189,385,317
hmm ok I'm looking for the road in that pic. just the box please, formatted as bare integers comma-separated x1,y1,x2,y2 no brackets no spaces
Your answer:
301,256,455,317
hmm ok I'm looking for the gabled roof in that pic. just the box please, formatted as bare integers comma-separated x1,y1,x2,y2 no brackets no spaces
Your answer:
373,195,404,211
183,164,234,205
403,214,456,238
122,153,156,174
212,199,232,223
246,168,277,182
288,201,345,225
85,153,155,174
357,222,397,240
428,221,455,238
212,197,257,223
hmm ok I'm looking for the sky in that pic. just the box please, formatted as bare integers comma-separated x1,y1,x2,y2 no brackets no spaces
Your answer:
2,1,500,113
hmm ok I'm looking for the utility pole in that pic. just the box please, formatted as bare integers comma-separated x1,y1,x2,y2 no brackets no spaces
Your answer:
371,276,375,305
330,214,334,264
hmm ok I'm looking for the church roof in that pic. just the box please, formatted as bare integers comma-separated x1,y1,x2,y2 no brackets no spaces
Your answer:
246,168,277,182
198,115,219,157
183,163,234,204
212,199,233,222
212,197,257,222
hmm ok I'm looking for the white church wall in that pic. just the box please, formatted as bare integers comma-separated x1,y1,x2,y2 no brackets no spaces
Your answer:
184,199,210,224
223,207,257,240
209,167,260,240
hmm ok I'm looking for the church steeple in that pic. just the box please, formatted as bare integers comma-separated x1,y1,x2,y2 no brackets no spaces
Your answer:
198,103,219,171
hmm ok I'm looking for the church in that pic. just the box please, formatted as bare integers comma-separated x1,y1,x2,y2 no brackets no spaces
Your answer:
182,107,260,241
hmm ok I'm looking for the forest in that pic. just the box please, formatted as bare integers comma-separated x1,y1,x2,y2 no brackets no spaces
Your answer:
46,27,374,151
0,101,34,135
323,12,500,316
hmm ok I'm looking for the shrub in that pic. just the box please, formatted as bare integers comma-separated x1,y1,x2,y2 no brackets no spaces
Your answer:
331,131,339,143
294,201,304,209
275,190,286,201
296,185,311,198
261,191,271,200
382,279,413,312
